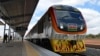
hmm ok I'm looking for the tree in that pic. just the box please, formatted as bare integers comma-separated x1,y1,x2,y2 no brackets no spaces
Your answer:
86,34,95,38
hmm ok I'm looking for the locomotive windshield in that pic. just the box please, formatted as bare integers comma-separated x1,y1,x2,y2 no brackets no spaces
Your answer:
54,10,85,32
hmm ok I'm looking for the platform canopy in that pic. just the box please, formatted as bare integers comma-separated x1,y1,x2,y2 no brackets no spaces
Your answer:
0,0,39,37
0,21,4,25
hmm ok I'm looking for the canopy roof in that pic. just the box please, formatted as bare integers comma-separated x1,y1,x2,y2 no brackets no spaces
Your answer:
0,21,4,25
0,0,39,37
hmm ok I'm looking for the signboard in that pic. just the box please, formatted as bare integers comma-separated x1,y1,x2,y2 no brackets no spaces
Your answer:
67,23,77,31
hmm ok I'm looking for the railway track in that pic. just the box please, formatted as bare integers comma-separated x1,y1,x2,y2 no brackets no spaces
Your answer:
84,47,100,56
86,44,100,49
59,47,100,56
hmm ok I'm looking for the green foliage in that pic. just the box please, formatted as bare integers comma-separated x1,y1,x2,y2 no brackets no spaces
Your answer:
86,33,100,39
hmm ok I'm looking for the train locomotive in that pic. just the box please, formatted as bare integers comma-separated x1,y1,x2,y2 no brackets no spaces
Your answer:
26,5,87,53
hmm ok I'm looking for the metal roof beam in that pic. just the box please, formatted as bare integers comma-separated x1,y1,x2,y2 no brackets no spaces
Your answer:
9,20,30,26
1,13,32,20
9,13,32,18
0,0,11,3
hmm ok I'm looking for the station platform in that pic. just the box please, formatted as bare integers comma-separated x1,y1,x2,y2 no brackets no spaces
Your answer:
0,40,40,56
0,40,60,56
0,39,100,56
0,40,27,56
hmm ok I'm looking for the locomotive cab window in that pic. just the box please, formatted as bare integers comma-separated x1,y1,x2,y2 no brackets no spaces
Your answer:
54,9,85,32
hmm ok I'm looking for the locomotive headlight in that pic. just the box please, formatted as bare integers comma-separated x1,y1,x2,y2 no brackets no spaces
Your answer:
60,23,64,29
80,25,83,30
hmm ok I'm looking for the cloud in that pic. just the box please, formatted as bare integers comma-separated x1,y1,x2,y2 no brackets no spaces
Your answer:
36,0,53,11
89,0,97,4
87,0,100,6
36,0,89,12
59,0,88,6
27,15,40,32
32,0,90,23
97,0,100,6
27,0,100,35
35,0,99,18
78,8,100,34
48,0,62,3
87,26,100,35
33,0,96,21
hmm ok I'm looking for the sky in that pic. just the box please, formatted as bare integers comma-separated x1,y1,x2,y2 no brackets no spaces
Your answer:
0,0,100,37
27,0,100,35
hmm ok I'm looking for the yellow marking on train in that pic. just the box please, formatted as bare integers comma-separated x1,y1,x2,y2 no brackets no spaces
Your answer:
51,39,86,53
24,41,40,56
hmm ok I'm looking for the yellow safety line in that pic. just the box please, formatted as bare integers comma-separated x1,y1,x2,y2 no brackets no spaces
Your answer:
24,40,40,56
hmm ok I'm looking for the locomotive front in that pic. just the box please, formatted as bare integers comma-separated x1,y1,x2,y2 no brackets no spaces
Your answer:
50,5,87,53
